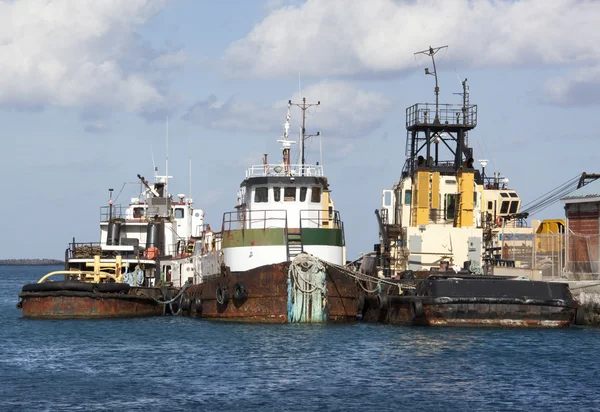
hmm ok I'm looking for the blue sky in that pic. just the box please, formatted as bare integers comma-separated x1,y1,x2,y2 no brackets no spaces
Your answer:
1,0,599,259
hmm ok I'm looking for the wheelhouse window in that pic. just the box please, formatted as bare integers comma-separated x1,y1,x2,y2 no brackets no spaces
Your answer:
254,187,268,203
404,190,412,205
300,187,307,202
284,187,296,201
487,201,493,210
500,200,510,214
445,194,456,220
174,208,184,219
509,201,519,214
133,207,145,218
311,187,321,203
273,187,281,202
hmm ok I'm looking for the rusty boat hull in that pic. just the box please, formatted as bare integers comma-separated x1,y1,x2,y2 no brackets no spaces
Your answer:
361,275,581,328
18,282,176,319
183,262,360,323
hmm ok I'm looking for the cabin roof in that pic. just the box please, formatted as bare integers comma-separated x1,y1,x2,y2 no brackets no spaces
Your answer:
241,175,329,189
561,178,600,203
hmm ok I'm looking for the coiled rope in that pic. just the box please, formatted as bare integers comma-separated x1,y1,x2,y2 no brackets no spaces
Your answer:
287,254,327,323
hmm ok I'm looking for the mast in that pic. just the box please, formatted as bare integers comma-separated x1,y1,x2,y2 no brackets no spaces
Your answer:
290,97,320,175
414,45,447,123
189,112,192,202
165,116,169,196
277,102,295,175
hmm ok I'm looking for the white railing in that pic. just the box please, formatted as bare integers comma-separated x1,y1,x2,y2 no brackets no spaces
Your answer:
245,164,324,178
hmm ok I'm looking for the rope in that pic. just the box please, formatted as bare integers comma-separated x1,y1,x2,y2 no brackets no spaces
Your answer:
287,254,328,322
325,260,414,291
570,282,600,290
137,280,192,305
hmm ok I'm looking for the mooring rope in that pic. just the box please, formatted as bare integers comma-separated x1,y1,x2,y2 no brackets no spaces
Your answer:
137,280,192,305
288,254,327,322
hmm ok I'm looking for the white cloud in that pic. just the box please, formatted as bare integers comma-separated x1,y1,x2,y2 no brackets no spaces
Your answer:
224,0,600,78
187,80,391,139
0,0,183,118
544,66,600,106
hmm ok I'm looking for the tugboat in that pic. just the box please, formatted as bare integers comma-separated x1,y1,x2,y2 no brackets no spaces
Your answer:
362,46,583,327
17,172,199,319
180,100,360,323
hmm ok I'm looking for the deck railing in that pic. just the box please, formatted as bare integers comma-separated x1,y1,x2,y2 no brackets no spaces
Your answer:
222,209,288,231
245,163,324,178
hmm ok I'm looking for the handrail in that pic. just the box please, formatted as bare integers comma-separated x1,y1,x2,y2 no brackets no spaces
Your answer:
37,270,119,283
299,209,342,229
406,103,477,129
245,163,324,178
222,209,288,231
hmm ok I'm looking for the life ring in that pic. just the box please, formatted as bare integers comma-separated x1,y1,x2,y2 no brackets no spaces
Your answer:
144,247,159,259
496,216,503,226
216,286,229,306
233,281,248,303
410,298,424,320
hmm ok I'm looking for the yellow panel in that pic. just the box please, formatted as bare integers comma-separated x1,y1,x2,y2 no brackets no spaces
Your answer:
457,170,474,228
321,190,330,227
413,170,429,226
431,172,440,209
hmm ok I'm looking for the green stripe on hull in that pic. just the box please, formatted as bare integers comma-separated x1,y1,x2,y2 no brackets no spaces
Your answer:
222,228,286,248
301,228,344,247
222,228,344,248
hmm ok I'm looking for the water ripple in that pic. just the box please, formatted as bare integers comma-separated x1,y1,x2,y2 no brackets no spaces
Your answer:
2,266,599,411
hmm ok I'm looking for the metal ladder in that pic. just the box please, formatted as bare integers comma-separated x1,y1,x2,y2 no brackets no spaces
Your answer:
286,228,304,261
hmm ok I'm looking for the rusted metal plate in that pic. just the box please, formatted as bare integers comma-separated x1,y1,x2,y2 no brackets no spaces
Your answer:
185,263,359,323
359,278,577,328
19,288,172,319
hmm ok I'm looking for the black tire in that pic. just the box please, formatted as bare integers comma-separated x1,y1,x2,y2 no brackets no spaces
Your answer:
180,294,192,313
410,298,424,319
356,293,365,320
377,293,389,311
22,281,95,293
216,286,229,306
97,283,131,294
193,297,202,315
575,306,586,325
233,282,248,303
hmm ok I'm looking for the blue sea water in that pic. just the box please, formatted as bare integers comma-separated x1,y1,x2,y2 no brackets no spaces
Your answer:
2,265,600,412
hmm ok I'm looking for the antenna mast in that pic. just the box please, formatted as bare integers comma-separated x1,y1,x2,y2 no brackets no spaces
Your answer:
290,97,320,175
277,102,295,175
414,45,448,123
189,112,192,202
165,116,169,196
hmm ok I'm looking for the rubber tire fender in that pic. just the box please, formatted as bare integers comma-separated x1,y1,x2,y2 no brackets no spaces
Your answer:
180,294,192,313
97,283,131,294
216,286,229,306
575,306,585,326
22,281,95,293
193,296,202,315
233,281,248,303
377,293,389,311
410,298,425,319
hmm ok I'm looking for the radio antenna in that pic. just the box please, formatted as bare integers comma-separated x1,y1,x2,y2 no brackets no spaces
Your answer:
414,45,448,123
